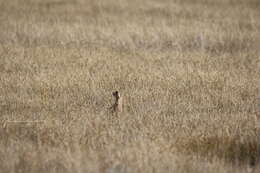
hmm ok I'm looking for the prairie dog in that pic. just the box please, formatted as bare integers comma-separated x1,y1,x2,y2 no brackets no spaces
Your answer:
112,91,123,113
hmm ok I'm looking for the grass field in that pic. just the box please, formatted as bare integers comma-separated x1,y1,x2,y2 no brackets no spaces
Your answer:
0,0,260,172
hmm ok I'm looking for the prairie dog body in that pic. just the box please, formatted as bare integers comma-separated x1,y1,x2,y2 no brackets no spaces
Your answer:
112,91,123,113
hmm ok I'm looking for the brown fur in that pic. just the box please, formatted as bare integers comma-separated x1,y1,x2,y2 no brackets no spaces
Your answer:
112,91,123,113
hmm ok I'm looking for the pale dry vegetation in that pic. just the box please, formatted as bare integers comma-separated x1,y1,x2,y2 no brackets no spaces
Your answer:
0,0,260,172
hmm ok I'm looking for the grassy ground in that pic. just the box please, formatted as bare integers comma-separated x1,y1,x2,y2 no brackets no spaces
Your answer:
0,0,260,172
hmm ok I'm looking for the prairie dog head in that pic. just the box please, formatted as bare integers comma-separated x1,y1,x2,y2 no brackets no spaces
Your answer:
112,91,121,100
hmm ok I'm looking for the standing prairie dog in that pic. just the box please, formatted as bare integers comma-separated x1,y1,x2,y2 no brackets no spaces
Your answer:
112,91,123,113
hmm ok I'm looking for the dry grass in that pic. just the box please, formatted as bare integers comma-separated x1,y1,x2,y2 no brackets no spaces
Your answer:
0,0,260,172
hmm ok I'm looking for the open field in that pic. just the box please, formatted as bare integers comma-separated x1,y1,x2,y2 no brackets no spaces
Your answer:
0,0,260,172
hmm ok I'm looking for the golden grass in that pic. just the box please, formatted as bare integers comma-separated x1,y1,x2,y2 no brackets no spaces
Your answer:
0,0,260,172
